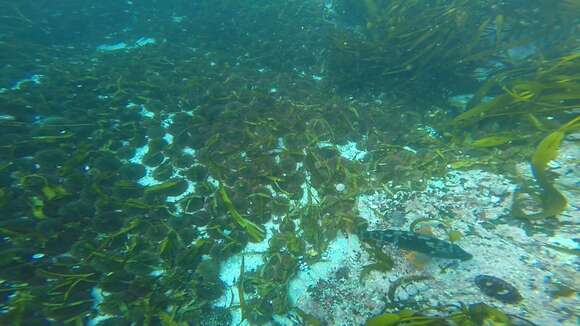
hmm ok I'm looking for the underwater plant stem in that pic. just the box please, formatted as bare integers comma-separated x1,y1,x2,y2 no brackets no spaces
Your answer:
238,256,246,324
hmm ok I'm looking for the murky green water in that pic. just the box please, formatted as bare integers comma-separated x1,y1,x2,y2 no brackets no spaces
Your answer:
0,1,578,325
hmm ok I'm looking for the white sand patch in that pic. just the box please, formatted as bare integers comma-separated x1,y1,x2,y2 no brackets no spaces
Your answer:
292,168,577,325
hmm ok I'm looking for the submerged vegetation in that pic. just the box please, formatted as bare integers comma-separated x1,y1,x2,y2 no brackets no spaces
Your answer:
0,0,578,325
365,302,536,326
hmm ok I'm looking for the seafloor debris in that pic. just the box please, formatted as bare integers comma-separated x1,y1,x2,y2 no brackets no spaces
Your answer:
387,274,433,303
474,275,523,304
200,306,231,326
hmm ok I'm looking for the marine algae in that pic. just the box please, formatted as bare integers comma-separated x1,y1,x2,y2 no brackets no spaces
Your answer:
218,182,266,242
453,53,580,126
514,116,580,220
0,1,576,324
366,309,445,326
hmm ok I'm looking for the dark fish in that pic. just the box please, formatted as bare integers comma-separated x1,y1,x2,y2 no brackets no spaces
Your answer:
359,229,473,261
474,275,523,303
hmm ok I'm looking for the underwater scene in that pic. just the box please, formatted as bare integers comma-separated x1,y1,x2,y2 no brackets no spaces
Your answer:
0,0,578,325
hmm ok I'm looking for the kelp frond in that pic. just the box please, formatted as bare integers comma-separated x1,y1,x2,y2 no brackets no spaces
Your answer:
514,116,580,220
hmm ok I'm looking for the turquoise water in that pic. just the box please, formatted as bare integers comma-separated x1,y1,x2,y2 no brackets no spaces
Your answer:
0,1,578,325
